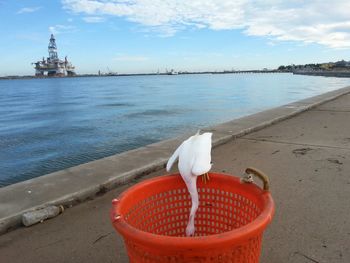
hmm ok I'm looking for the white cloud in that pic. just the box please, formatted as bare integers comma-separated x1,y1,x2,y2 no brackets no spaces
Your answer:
49,25,76,35
82,16,105,23
62,0,350,48
17,6,41,14
113,54,149,62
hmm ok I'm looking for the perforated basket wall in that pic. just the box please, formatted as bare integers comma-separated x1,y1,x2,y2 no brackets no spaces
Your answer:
111,173,274,263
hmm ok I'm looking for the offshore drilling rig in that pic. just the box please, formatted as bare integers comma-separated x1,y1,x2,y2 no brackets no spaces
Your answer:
32,34,75,77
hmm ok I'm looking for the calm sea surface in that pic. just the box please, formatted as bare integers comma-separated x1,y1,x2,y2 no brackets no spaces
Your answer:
1,73,350,186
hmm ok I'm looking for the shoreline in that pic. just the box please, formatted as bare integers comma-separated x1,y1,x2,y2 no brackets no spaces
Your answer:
0,71,288,81
1,85,350,235
293,70,350,78
2,70,350,81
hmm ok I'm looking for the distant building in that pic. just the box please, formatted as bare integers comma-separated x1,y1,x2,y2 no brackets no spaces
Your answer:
337,60,350,67
32,34,75,76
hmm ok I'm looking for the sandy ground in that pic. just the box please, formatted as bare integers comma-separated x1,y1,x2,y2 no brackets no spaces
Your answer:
1,94,350,263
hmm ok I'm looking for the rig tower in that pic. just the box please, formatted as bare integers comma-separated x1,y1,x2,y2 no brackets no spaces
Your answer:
33,34,75,77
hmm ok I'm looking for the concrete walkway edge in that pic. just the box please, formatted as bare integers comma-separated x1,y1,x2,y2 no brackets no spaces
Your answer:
1,86,349,235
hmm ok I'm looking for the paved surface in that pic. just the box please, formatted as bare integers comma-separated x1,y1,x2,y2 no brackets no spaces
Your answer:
1,93,350,262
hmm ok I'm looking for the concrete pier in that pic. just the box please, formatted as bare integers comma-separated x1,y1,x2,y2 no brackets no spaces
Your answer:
0,86,350,262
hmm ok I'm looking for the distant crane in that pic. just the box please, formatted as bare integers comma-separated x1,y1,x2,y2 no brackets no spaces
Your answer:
106,67,117,76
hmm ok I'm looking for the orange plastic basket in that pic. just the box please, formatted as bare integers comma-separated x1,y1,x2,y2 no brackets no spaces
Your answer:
111,168,274,263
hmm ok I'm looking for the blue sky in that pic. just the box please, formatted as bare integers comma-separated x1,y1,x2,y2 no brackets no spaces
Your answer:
0,0,349,76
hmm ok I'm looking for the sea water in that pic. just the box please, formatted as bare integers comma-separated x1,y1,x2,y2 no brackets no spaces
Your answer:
1,73,349,186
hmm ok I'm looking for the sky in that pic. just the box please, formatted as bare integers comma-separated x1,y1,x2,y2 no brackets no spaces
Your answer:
0,0,349,76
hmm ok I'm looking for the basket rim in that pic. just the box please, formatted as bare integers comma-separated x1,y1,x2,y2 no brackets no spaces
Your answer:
111,172,275,249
